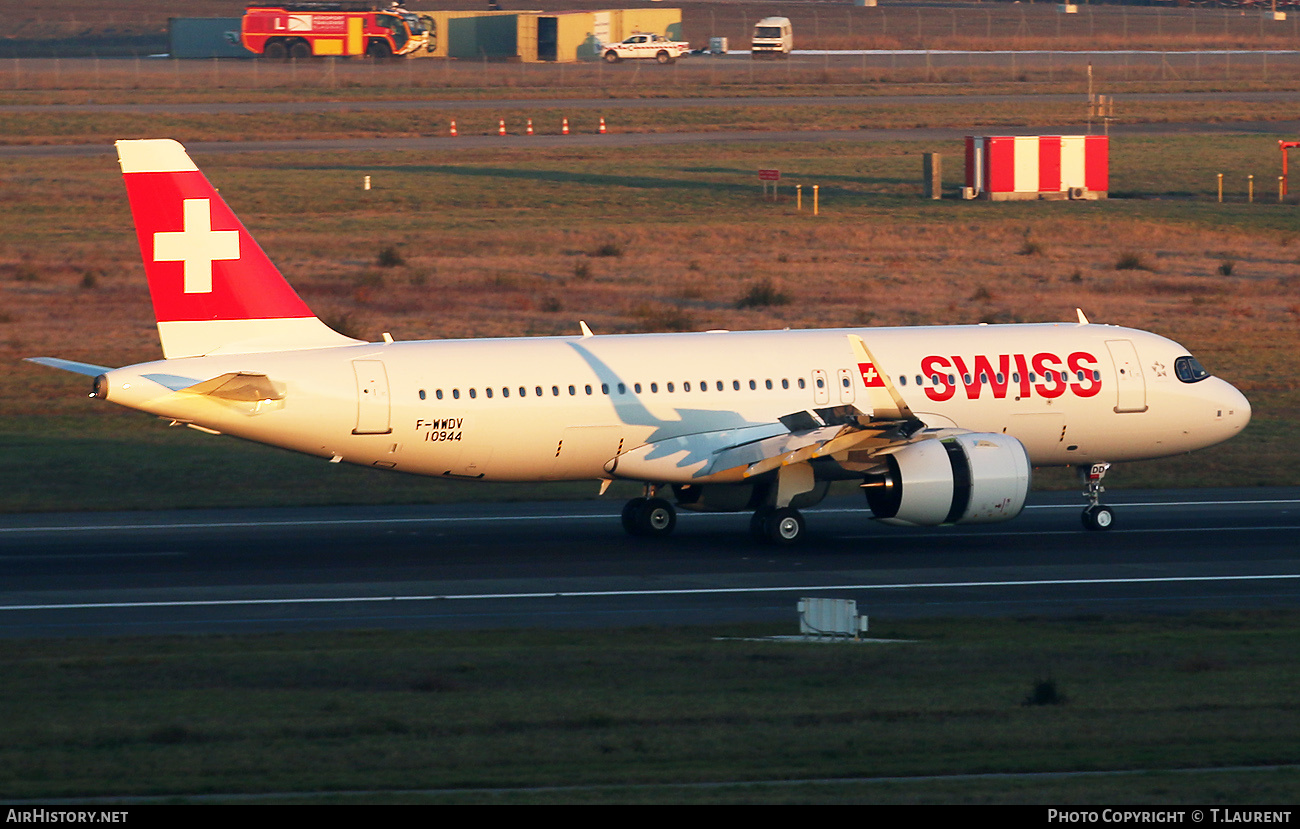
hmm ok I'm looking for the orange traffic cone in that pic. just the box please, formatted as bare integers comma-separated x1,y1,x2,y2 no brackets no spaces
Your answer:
498,119,507,136
598,117,606,135
449,120,458,137
526,118,534,136
561,117,569,135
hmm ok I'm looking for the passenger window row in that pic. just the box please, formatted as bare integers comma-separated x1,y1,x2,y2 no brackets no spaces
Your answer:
417,376,812,402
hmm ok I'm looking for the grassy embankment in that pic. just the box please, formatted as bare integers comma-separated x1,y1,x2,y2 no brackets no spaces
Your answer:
2,127,1296,511
0,613,1297,802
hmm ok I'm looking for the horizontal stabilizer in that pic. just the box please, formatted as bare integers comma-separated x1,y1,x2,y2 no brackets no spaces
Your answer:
25,357,115,376
177,372,285,402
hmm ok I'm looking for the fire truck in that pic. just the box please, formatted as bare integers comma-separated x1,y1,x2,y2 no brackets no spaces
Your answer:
241,3,429,59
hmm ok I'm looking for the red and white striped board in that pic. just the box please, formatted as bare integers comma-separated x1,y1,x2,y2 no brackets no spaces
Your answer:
965,135,1108,200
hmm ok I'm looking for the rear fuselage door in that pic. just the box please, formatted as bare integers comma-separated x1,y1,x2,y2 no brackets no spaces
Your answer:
352,359,392,434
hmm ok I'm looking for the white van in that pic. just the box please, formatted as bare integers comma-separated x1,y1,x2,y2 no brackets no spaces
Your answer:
751,17,792,58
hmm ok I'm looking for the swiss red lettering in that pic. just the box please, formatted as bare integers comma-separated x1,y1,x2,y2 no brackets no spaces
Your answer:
1031,352,1067,398
919,351,1100,401
921,355,955,402
1068,351,1102,397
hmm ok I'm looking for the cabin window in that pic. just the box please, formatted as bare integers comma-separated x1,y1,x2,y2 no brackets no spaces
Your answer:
618,383,626,394
782,379,789,389
634,383,642,393
469,388,477,399
520,387,527,397
436,389,444,400
666,382,675,393
650,382,659,393
585,384,593,395
502,387,510,398
765,379,773,390
568,385,576,396
717,381,724,391
419,389,426,400
485,388,493,399
733,380,741,390
816,377,825,389
749,380,757,390
899,376,907,386
798,378,806,389
452,389,460,399
602,383,610,395
683,382,691,392
552,386,560,396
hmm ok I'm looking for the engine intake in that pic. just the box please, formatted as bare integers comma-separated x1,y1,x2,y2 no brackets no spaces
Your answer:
863,433,1031,526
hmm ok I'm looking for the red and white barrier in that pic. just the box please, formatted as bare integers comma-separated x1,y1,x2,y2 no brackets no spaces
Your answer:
965,135,1108,200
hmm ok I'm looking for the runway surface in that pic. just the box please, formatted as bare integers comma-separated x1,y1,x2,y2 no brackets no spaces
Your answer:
0,487,1297,638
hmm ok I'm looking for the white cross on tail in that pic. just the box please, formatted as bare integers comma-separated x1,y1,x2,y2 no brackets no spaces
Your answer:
152,198,239,294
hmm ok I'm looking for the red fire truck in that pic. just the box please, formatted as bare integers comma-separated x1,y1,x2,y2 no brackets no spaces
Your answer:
241,3,429,59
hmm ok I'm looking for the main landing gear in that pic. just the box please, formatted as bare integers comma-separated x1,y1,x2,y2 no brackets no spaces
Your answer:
621,491,676,538
750,507,806,545
620,485,809,545
1079,462,1115,531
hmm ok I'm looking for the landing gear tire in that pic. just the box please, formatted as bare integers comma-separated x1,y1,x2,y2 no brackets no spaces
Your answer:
636,497,676,537
764,508,805,545
621,497,647,535
751,507,805,545
749,508,772,543
1081,504,1114,532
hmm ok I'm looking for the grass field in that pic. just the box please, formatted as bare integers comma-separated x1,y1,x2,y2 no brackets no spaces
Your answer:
3,129,1298,510
0,613,1297,802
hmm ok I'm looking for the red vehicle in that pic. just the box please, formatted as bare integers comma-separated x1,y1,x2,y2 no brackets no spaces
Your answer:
241,3,428,60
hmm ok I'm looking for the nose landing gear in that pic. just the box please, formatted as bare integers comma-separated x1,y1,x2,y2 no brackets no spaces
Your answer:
1079,462,1114,531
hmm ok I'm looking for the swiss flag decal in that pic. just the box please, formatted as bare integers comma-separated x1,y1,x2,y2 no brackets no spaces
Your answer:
858,362,885,387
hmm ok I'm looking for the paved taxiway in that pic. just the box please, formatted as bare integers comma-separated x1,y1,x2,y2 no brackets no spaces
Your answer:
0,488,1296,637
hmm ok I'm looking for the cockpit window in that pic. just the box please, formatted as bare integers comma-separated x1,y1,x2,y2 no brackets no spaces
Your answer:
1174,355,1210,383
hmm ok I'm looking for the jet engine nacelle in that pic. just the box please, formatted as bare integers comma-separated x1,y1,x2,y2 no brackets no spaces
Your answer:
863,433,1031,526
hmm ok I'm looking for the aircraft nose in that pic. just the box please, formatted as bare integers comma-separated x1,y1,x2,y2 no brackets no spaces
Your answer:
1215,378,1251,436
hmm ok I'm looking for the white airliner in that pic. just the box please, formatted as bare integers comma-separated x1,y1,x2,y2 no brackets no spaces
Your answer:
29,139,1251,543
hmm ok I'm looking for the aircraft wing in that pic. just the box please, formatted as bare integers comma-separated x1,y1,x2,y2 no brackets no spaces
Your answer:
606,334,928,483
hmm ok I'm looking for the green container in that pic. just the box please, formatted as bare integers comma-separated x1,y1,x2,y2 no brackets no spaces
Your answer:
168,17,252,59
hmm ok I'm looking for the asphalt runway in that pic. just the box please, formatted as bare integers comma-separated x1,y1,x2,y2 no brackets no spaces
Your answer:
0,487,1297,638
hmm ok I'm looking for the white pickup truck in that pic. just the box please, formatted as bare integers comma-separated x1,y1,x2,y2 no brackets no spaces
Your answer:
602,33,691,64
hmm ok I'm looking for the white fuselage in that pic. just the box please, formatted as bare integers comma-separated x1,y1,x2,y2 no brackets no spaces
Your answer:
98,322,1250,485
